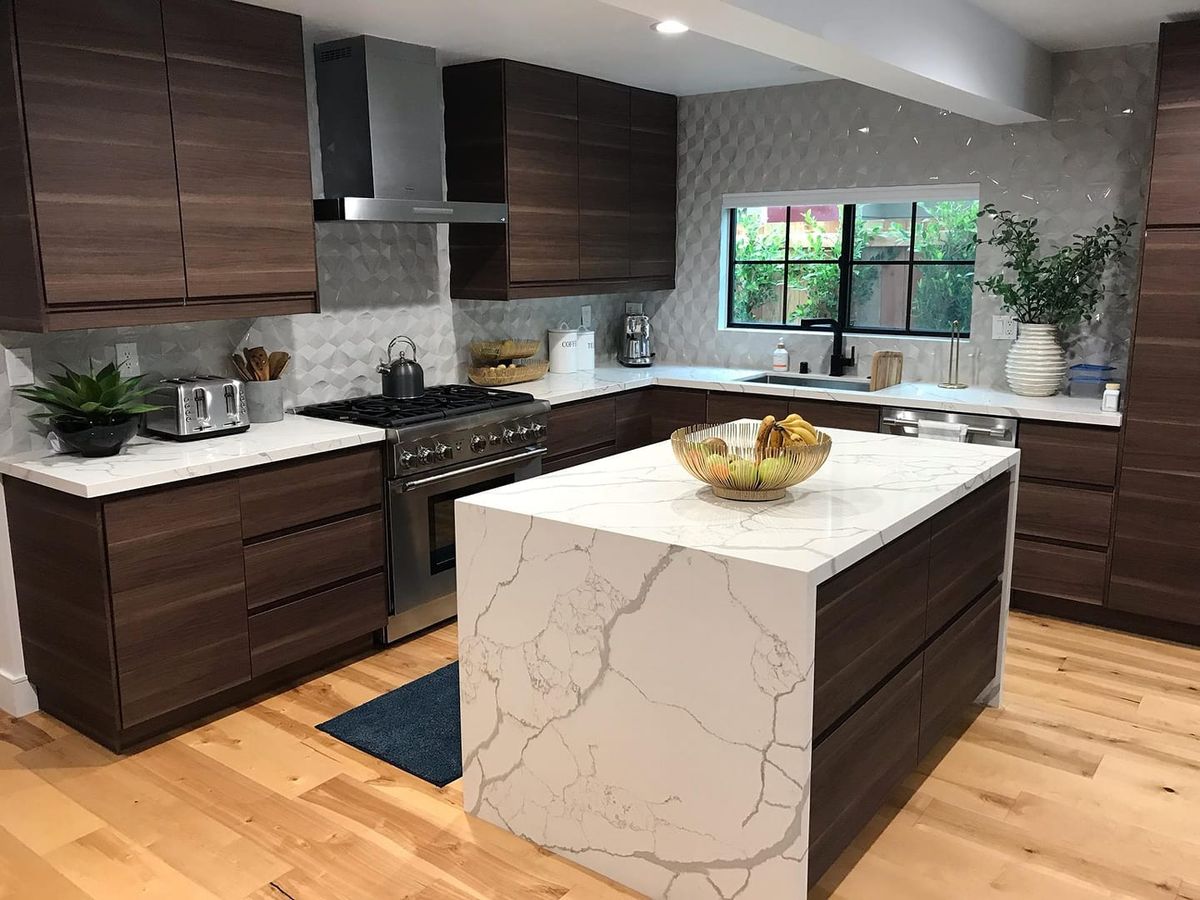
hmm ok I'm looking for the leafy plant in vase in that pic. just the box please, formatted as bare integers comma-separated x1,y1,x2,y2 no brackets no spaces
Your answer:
15,362,161,457
975,203,1134,397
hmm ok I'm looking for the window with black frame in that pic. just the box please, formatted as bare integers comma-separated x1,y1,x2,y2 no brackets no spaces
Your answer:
727,197,979,336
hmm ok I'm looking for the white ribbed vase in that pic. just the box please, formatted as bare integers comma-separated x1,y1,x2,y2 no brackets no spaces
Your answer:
1005,323,1067,397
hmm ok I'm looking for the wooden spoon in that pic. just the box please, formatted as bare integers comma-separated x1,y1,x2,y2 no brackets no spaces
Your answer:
245,347,271,382
268,351,290,380
230,353,253,382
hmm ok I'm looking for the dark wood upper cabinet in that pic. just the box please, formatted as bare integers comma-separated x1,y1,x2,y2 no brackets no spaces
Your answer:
444,59,676,300
1147,22,1200,226
630,88,677,278
161,0,316,300
10,0,186,316
0,0,317,332
579,77,630,279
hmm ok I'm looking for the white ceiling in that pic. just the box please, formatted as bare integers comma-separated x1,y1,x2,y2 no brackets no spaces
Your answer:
967,0,1200,51
258,0,829,96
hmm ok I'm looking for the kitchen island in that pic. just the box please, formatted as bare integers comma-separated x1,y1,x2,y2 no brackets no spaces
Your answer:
456,428,1020,898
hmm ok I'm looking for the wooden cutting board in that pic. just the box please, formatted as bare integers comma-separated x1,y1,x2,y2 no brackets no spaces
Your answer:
870,351,904,390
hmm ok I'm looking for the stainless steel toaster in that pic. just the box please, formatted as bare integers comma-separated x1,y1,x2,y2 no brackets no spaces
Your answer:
143,376,250,440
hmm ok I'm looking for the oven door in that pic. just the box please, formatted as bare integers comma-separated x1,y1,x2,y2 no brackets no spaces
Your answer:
385,446,545,642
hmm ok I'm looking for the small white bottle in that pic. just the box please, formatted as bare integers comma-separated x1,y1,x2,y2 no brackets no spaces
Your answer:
772,339,789,372
1102,382,1121,412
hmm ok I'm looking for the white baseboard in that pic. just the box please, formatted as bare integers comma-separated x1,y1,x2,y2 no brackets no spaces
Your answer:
0,667,38,717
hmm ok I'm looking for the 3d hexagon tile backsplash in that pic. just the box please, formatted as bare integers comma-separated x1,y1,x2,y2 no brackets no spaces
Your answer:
0,43,1155,454
656,43,1155,384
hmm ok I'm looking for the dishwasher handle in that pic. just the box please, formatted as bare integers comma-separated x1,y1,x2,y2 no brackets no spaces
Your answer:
881,415,1012,442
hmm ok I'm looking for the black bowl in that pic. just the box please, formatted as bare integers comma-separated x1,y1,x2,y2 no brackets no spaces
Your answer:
50,416,139,457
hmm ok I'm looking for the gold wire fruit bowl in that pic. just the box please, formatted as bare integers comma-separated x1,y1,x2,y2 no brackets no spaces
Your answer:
671,421,833,501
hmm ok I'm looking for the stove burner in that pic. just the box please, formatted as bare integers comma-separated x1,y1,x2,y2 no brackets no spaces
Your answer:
298,385,536,428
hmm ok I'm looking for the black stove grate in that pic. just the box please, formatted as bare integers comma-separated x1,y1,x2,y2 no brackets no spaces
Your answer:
297,385,536,429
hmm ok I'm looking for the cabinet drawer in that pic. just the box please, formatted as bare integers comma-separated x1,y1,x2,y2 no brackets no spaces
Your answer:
543,445,615,474
244,511,385,610
239,446,382,539
788,399,879,433
706,392,789,425
813,525,929,738
1012,539,1106,607
1015,481,1113,548
614,389,653,452
809,656,922,886
547,397,616,459
919,583,1002,759
648,387,708,440
1017,421,1118,487
928,475,1009,635
249,572,386,676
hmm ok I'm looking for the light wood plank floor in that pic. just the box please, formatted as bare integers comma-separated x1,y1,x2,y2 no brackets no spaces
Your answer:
2,611,1199,899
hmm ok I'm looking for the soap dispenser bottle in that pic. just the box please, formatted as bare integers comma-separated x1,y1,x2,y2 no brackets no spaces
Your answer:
772,339,789,372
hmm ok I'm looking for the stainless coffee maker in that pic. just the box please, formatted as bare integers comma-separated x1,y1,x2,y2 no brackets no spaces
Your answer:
618,313,654,367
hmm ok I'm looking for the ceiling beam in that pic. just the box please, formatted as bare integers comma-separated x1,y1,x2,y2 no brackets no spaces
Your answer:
597,0,1052,123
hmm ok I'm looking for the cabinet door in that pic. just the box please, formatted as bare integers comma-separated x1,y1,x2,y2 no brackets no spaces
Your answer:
162,0,315,299
707,392,790,424
1147,22,1200,226
629,88,676,279
105,480,250,727
505,62,579,282
648,387,708,440
788,399,879,433
578,78,630,279
546,397,617,463
15,0,186,306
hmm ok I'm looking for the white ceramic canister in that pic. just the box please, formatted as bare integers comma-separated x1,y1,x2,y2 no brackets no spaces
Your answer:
548,323,579,374
577,329,595,370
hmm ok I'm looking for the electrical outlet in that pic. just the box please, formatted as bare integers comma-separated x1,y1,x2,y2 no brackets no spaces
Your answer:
115,342,140,375
991,315,1017,340
625,301,644,315
580,304,593,329
4,347,34,386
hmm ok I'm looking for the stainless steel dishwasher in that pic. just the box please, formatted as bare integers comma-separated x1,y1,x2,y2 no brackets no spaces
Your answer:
878,407,1017,447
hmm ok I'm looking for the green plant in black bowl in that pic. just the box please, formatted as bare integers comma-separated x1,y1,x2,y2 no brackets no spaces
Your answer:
14,362,162,457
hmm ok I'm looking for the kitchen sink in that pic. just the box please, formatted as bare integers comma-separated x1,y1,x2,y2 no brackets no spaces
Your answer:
739,373,873,392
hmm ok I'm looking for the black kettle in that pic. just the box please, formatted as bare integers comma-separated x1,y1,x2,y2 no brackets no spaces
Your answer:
378,336,424,399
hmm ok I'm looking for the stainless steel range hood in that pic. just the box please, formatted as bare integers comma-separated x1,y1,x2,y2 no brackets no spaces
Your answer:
312,36,507,225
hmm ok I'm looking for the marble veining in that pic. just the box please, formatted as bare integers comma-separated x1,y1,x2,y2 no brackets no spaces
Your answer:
0,415,383,498
457,431,1019,897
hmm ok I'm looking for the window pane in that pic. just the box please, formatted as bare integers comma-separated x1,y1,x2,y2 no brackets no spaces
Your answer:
854,203,912,261
914,200,979,261
731,263,785,324
784,262,840,323
788,205,842,260
849,263,908,330
734,207,786,261
911,264,974,333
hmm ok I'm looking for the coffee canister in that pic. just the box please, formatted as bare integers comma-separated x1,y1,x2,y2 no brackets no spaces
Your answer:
548,323,578,374
577,329,595,370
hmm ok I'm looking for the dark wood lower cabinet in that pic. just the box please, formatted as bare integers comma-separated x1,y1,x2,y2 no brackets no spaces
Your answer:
808,476,1008,886
788,399,880,433
927,475,1009,635
3,445,386,751
706,391,789,424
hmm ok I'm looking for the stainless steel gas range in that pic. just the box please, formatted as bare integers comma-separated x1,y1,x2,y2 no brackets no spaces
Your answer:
298,385,550,642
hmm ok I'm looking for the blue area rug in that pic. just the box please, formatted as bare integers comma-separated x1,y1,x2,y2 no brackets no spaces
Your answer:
317,661,462,787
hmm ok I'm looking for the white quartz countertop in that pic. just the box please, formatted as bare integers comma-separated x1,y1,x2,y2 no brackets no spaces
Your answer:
0,415,384,498
523,363,1122,427
461,428,1020,584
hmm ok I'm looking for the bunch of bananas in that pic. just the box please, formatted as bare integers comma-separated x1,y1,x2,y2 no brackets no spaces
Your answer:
754,413,821,458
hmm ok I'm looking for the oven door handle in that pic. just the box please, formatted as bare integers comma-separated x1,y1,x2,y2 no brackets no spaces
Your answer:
398,447,547,490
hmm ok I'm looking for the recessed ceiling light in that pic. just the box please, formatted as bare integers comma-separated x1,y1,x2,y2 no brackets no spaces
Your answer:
653,19,689,34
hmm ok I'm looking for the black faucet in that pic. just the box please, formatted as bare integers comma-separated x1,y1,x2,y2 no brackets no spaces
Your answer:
797,318,857,377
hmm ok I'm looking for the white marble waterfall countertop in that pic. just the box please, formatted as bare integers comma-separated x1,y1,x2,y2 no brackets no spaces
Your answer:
461,427,1020,584
0,415,384,498
523,363,1122,427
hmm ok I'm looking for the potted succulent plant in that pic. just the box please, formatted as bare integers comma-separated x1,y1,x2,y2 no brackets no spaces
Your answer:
975,204,1134,397
15,361,161,457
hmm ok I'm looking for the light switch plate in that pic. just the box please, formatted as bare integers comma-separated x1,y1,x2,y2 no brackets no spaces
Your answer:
625,301,644,315
991,315,1017,340
4,347,34,386
115,342,140,375
580,304,593,329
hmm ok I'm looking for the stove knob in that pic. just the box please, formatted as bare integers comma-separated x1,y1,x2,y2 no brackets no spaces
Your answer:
470,434,487,453
515,425,531,440
416,446,434,464
488,432,501,446
530,422,547,439
396,450,415,469
502,427,516,445
435,442,453,460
